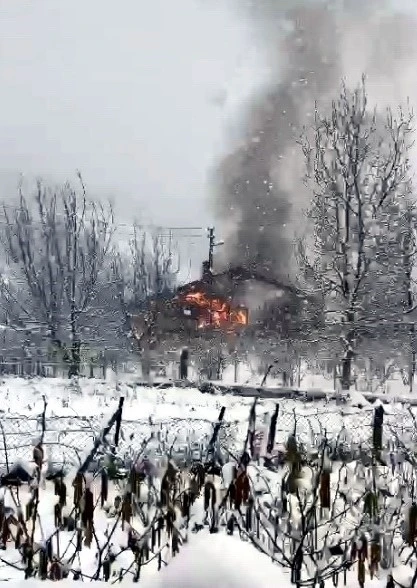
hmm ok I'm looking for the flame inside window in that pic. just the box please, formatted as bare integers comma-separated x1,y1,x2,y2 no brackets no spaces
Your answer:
180,290,248,328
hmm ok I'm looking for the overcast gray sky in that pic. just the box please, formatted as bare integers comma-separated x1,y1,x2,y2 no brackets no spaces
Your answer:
0,0,266,255
1,0,416,281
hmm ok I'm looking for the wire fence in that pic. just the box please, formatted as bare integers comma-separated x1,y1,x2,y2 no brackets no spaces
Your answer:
256,404,414,447
0,399,413,468
0,411,225,467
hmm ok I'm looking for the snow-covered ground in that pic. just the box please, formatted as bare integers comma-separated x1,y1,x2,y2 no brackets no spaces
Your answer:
0,375,415,586
2,534,415,587
0,375,413,468
184,359,415,397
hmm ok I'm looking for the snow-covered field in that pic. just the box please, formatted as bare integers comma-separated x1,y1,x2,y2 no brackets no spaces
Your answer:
0,376,415,586
2,533,291,586
0,376,412,468
0,475,293,585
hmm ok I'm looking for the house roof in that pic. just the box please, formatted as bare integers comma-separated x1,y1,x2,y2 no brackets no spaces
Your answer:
176,266,301,299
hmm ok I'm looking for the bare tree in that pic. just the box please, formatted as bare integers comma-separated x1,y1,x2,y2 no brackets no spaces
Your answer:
298,78,414,390
397,202,417,392
111,224,179,354
1,176,114,377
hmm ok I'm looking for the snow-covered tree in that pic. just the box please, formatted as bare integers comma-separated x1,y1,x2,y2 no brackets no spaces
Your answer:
298,78,414,390
1,176,114,377
111,224,179,351
395,202,417,392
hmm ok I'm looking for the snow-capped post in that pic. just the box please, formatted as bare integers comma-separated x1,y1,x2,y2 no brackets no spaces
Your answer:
100,469,108,508
266,404,279,455
407,503,417,545
179,348,189,380
205,406,226,465
248,399,257,460
113,396,125,447
319,453,331,512
373,404,384,457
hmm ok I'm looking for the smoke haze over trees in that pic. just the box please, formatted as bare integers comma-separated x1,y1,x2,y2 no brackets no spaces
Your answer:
212,0,417,285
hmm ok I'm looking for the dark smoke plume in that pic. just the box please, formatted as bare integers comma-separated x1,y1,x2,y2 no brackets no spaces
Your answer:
212,0,417,284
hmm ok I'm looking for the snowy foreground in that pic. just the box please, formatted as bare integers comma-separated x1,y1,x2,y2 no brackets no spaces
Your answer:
2,535,414,587
2,525,290,586
0,376,415,586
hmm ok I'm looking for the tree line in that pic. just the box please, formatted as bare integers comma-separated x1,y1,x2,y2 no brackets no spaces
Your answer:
0,173,178,377
1,77,416,389
296,77,417,391
222,77,417,393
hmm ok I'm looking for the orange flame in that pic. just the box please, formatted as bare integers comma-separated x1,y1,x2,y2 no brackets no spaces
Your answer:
180,290,248,328
230,308,249,325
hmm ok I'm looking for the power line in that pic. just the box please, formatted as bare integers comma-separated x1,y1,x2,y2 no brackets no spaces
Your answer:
0,213,290,231
0,219,206,235
0,204,209,231
0,203,290,230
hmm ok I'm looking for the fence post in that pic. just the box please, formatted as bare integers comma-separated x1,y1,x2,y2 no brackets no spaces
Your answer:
373,405,384,456
206,406,226,464
114,397,125,447
267,404,280,454
78,397,125,475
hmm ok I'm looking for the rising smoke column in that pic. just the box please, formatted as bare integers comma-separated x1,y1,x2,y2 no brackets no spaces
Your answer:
212,0,417,284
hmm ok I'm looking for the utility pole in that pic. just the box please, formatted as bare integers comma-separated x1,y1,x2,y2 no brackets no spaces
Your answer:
207,226,224,274
206,227,224,328
207,227,215,272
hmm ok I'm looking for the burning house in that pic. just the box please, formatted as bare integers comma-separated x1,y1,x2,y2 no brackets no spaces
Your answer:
175,262,249,330
130,260,311,350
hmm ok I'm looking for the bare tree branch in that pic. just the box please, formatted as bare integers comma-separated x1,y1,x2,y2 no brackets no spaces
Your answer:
0,178,114,376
